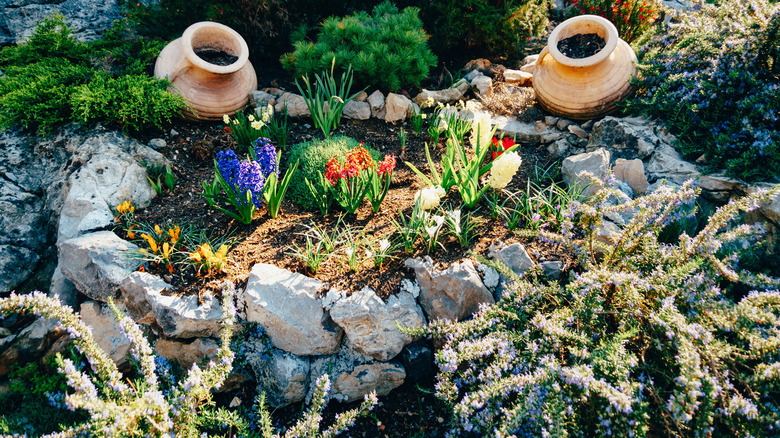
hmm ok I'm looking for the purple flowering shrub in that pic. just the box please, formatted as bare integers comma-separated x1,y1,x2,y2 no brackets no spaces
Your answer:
626,0,780,181
408,181,780,436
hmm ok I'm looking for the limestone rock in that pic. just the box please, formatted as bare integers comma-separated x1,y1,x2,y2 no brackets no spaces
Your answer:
146,291,222,339
368,90,386,119
148,138,167,150
541,260,564,280
0,245,39,294
595,221,622,247
274,92,309,118
155,337,220,371
342,100,370,120
59,231,142,302
0,318,66,377
645,144,700,185
250,90,275,106
503,69,533,86
404,257,494,321
471,75,492,96
384,93,412,123
0,0,121,45
248,344,310,408
242,264,342,356
562,148,611,198
587,116,662,159
329,287,425,361
120,272,171,325
49,265,78,309
309,341,405,403
354,91,368,101
548,138,571,158
568,124,589,139
465,70,484,82
613,158,649,195
80,301,131,368
488,242,537,276
413,88,464,106
461,101,559,143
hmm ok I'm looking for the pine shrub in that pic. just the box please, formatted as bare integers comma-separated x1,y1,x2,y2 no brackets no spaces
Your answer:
280,1,437,92
407,181,780,436
0,15,185,135
625,0,780,182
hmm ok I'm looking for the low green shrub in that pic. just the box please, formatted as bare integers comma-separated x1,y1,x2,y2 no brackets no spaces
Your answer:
281,1,437,92
407,181,780,437
286,136,380,211
625,0,780,181
0,15,185,134
416,0,549,61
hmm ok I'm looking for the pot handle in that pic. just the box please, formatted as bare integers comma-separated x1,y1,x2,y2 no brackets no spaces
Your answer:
538,46,550,64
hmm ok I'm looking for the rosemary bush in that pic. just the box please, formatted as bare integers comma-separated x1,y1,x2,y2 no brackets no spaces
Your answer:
407,181,780,437
625,0,780,181
0,283,376,437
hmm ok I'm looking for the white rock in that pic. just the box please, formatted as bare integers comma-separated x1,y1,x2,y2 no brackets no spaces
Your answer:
613,158,649,195
646,144,700,185
155,337,219,370
80,301,132,368
329,287,425,361
342,100,371,120
477,263,500,289
561,148,611,198
404,257,494,321
148,138,167,150
471,75,492,96
274,92,310,118
465,70,484,82
249,346,310,408
59,231,142,302
148,292,223,339
488,242,536,276
503,69,533,86
242,264,342,356
384,93,413,123
413,88,464,106
250,90,275,106
120,271,171,325
49,265,78,309
368,90,386,119
399,279,420,299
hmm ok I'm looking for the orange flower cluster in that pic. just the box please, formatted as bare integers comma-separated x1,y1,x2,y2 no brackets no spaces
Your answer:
325,143,377,186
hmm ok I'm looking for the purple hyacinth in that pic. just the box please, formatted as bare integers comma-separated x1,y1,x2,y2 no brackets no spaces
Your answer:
216,149,240,187
235,160,266,208
253,137,278,179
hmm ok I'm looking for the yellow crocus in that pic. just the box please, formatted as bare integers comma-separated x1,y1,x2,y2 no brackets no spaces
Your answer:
189,251,202,262
141,234,158,253
199,244,213,259
216,244,228,259
154,225,163,236
162,242,172,259
127,230,136,239
168,226,181,243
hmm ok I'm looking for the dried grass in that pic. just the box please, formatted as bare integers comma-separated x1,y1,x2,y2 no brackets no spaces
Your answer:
478,82,536,117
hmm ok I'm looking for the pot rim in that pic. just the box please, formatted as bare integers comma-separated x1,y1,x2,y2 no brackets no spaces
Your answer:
181,21,249,75
547,15,618,68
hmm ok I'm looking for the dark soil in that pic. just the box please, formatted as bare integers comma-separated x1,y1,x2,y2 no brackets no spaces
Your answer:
194,48,239,66
557,33,605,59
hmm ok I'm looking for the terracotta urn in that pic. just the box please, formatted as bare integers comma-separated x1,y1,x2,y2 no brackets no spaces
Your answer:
154,22,257,121
533,15,637,120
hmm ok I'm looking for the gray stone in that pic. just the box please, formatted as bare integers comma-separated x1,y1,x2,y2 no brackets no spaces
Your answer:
49,265,78,309
613,158,649,195
562,148,611,198
354,91,368,102
503,69,533,86
595,221,622,248
59,231,142,302
342,100,371,120
250,90,275,106
274,92,309,118
0,245,39,293
384,93,413,123
413,88,464,106
520,54,539,73
568,124,589,139
471,75,492,96
0,0,121,45
148,138,167,150
155,337,219,371
489,242,537,276
465,70,484,82
309,341,406,403
587,116,662,159
120,271,171,325
147,291,223,339
461,100,559,144
80,301,131,368
547,139,571,158
645,144,700,185
248,344,310,408
241,264,342,356
698,173,747,202
544,116,560,126
541,260,564,280
0,318,66,376
329,287,425,361
368,90,386,119
404,257,494,321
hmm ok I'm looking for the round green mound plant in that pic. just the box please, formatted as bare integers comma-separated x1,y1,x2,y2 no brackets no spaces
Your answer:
286,135,380,211
280,1,437,92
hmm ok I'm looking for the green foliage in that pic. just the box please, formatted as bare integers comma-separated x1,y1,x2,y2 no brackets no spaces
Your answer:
286,136,380,211
0,14,185,134
407,181,780,436
624,0,780,181
417,0,549,61
281,1,437,92
296,60,360,138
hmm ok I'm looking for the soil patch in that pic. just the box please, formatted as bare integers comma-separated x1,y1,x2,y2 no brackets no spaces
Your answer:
194,48,239,66
557,33,605,59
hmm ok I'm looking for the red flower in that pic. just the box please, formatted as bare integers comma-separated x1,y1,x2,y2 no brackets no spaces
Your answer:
491,137,516,160
325,156,341,186
378,155,396,175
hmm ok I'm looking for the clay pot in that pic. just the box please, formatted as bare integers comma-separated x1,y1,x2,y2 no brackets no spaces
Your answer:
154,22,257,121
533,15,637,120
